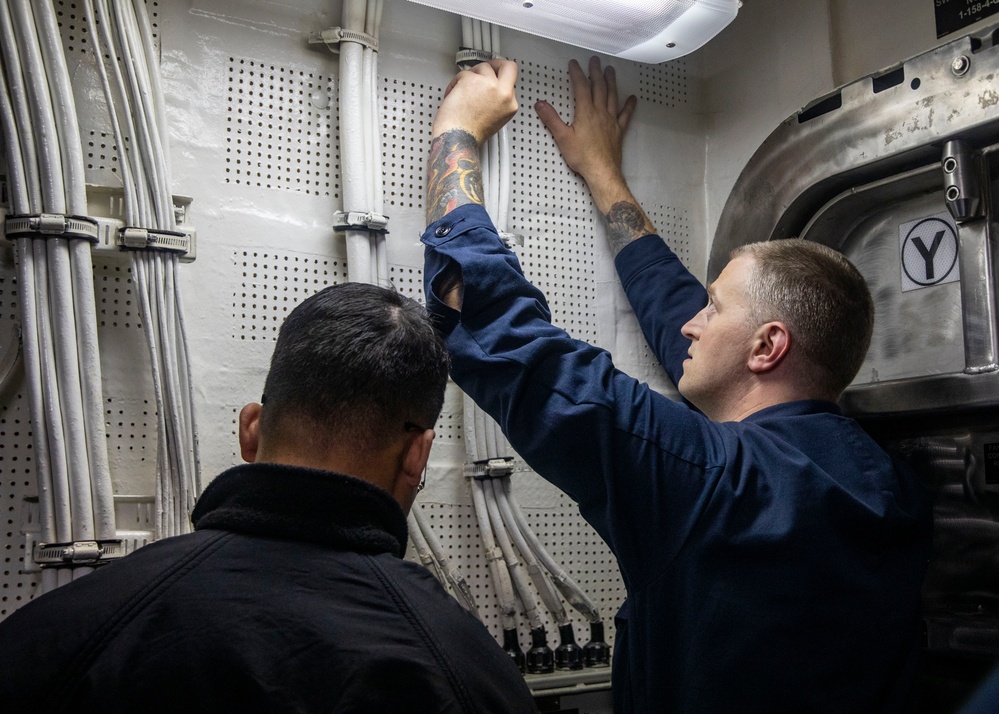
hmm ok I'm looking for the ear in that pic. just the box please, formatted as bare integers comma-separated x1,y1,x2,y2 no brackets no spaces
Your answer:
748,321,791,374
238,402,263,463
401,429,435,487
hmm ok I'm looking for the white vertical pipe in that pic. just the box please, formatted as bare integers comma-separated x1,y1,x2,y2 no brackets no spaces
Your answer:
471,478,518,630
13,0,100,559
33,0,86,212
341,0,371,284
32,241,72,546
159,252,193,526
498,126,511,229
47,239,95,541
34,0,115,541
472,19,483,50
29,0,101,548
484,478,541,629
172,258,201,494
131,0,171,184
83,0,138,224
9,0,64,213
102,0,151,226
0,0,42,212
0,2,57,596
480,21,491,53
115,0,169,229
494,476,568,625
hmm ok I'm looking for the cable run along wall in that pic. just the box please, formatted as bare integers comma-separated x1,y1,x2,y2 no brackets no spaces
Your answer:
1,3,710,690
83,0,201,540
0,0,114,594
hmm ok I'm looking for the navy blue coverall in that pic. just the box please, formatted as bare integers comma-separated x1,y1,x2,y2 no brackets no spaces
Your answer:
423,203,932,713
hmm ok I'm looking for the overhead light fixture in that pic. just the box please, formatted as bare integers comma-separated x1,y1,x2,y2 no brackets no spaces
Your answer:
405,0,739,63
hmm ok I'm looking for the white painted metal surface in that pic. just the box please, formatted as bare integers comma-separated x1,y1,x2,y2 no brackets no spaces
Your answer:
0,3,704,676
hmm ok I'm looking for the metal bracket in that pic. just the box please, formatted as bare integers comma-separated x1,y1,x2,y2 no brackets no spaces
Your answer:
118,226,192,254
333,210,390,234
456,48,495,69
309,27,379,53
33,539,125,568
4,214,100,243
942,139,984,223
466,456,515,480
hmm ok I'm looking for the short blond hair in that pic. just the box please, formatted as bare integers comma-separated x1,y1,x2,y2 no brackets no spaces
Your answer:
732,239,873,397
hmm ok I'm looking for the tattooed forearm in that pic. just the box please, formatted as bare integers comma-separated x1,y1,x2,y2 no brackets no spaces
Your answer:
604,201,653,256
426,129,483,224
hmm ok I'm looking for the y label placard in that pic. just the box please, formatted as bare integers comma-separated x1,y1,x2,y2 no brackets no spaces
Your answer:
899,213,960,292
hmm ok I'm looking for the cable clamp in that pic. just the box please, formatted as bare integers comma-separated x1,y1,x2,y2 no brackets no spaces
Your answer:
33,539,125,568
118,226,191,254
309,27,379,52
466,456,515,480
456,48,496,69
333,210,390,234
3,214,100,243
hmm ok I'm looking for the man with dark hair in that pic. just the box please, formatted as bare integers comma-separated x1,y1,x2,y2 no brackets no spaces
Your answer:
422,57,931,713
0,282,537,714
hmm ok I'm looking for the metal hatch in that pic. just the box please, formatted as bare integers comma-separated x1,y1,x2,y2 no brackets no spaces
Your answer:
712,28,999,417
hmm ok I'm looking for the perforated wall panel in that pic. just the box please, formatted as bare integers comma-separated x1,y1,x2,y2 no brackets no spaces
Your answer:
0,3,709,685
226,58,341,197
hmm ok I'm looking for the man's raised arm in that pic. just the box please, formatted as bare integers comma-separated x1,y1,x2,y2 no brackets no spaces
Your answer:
534,56,654,256
426,59,519,225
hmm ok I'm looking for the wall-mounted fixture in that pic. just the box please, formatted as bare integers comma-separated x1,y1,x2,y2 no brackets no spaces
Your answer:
405,0,739,63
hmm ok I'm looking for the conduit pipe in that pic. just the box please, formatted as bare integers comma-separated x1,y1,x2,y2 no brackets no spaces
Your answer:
340,0,372,284
456,21,604,668
411,502,478,614
34,0,114,545
484,478,544,631
493,478,569,626
407,508,441,579
470,476,518,632
4,0,117,588
88,0,201,537
503,478,600,622
0,25,60,595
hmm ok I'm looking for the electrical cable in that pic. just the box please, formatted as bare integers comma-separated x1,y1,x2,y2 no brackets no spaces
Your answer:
412,502,479,615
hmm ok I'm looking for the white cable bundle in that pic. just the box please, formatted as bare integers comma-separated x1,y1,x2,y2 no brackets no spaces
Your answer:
340,0,389,286
86,0,201,538
409,503,479,615
0,0,115,592
457,20,602,631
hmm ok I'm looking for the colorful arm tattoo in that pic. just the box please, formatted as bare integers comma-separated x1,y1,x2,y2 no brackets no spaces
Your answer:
426,129,483,224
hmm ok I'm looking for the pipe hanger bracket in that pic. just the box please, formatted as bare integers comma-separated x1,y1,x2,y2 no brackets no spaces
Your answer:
466,457,515,481
333,210,390,234
455,48,497,69
118,226,191,254
33,539,125,568
3,214,100,243
309,27,379,53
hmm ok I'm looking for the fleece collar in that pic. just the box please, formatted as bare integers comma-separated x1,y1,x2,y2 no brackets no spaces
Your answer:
191,463,408,557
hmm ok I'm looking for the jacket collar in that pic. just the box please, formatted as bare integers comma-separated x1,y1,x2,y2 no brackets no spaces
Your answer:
191,463,408,557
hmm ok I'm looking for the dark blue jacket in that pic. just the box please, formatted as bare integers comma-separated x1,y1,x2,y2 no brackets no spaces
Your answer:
422,204,932,713
0,462,537,714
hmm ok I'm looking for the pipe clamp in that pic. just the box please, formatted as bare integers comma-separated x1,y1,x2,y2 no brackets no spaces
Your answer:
33,539,125,567
4,214,100,243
